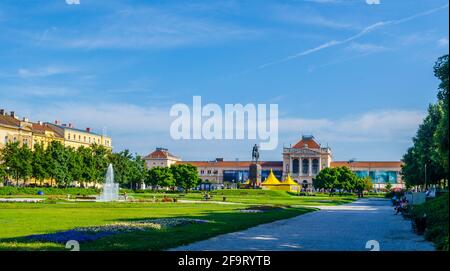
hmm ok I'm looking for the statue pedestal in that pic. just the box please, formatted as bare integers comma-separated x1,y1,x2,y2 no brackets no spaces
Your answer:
249,163,262,188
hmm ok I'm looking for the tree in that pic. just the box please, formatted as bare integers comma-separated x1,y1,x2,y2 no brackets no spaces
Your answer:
335,166,358,194
354,177,373,197
1,142,32,186
46,141,69,187
0,163,6,183
32,143,48,186
146,166,175,189
313,167,339,195
171,164,200,192
433,55,449,177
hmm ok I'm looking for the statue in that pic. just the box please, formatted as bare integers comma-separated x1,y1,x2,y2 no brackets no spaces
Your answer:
252,144,260,163
249,144,261,188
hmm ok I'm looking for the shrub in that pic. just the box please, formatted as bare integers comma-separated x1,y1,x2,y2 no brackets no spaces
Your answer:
0,187,99,196
412,194,449,250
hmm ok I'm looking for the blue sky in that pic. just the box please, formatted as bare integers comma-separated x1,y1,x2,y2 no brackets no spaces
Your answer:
0,0,448,161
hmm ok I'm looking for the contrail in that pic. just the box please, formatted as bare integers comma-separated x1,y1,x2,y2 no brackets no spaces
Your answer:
257,3,449,69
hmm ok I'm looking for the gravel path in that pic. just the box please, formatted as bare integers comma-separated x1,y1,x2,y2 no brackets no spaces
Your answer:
172,198,435,251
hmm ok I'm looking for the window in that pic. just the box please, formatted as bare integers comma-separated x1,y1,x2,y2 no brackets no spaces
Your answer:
312,159,319,174
67,133,70,140
13,137,17,142
200,170,205,174
4,136,7,144
73,134,76,140
84,136,86,142
302,159,309,174
78,135,81,141
207,170,211,174
292,158,299,174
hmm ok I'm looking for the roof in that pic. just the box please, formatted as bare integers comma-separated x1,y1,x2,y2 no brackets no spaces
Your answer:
261,169,281,185
331,161,403,169
46,123,101,136
0,114,20,127
292,136,321,149
31,123,62,137
177,161,283,168
145,149,179,160
282,175,299,185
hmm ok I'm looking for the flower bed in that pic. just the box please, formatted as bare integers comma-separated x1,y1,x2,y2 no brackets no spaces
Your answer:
25,218,209,244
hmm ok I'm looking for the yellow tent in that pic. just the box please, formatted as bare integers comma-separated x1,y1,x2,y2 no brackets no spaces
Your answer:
261,169,284,190
280,174,300,192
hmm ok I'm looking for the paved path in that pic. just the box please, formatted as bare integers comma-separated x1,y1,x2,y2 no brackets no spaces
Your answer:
172,198,435,251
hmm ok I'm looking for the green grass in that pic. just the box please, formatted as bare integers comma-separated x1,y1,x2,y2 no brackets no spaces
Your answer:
130,189,356,206
0,201,315,251
0,189,357,251
412,193,449,250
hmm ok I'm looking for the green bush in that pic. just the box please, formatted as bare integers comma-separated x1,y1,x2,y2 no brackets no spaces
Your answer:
412,193,449,250
0,186,99,196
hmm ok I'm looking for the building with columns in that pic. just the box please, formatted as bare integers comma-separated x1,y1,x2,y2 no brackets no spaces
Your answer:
143,135,404,190
282,135,332,190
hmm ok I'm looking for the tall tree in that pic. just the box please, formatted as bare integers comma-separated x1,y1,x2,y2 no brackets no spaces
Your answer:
433,55,449,176
32,143,48,186
1,142,32,186
46,141,69,187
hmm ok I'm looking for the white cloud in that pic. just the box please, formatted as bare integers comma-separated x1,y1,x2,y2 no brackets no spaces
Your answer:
278,110,425,143
17,66,75,78
257,3,449,69
438,37,449,47
39,6,258,49
346,42,388,53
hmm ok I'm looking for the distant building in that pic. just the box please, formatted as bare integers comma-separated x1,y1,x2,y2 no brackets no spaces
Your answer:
144,147,181,169
282,135,333,190
145,135,404,190
46,121,112,150
0,109,112,150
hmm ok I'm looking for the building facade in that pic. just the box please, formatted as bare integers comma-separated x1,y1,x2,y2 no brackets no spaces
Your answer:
144,147,181,169
282,135,332,189
0,109,112,151
144,135,404,190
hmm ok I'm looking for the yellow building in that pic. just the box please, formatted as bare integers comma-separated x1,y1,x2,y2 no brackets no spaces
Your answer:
0,110,33,149
47,121,112,150
0,109,112,151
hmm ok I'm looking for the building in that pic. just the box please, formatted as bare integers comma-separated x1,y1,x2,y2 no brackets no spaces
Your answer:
46,121,112,150
145,135,404,190
0,109,112,151
282,135,332,190
144,147,181,169
0,110,33,149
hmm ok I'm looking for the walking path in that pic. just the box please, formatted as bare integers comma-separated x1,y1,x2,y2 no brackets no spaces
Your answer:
172,198,435,251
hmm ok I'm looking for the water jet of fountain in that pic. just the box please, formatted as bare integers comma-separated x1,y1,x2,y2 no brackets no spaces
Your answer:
97,164,119,202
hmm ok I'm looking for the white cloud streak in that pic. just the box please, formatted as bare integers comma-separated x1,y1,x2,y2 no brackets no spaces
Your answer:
258,3,449,69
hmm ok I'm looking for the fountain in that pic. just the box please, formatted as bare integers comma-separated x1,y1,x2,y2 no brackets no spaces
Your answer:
97,164,119,202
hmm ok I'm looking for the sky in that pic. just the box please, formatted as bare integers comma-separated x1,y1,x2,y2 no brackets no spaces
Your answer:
0,0,448,162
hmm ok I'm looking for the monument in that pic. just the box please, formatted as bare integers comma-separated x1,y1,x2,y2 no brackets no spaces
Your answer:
97,164,119,202
249,144,262,188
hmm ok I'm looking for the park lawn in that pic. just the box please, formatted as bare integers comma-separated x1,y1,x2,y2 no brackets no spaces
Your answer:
0,201,313,251
130,189,357,206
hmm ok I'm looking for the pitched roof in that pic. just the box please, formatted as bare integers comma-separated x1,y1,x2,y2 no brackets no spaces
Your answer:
0,114,20,127
331,161,403,169
177,161,283,168
31,123,63,138
145,148,179,160
292,136,321,149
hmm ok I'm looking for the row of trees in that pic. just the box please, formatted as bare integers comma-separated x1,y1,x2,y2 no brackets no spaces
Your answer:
0,141,201,191
402,55,449,189
313,166,373,196
146,164,201,191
